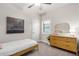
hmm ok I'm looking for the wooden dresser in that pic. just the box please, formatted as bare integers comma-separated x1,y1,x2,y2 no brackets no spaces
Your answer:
50,35,77,53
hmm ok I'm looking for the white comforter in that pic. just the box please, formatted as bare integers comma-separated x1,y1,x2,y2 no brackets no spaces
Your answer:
0,39,38,56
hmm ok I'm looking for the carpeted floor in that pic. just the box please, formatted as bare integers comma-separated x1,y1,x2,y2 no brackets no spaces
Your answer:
23,42,76,56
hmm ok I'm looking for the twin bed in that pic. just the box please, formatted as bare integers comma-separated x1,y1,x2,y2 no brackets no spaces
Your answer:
0,39,38,56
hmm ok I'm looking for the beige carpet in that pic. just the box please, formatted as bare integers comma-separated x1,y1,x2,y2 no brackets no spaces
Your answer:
23,42,76,56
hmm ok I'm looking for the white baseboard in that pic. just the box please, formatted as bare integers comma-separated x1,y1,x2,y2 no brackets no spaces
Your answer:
40,40,50,45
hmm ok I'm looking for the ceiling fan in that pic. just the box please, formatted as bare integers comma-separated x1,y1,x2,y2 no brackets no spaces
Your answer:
27,3,52,8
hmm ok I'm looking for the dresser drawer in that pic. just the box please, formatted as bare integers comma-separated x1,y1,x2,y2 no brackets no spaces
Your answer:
57,42,77,52
64,44,77,52
50,36,77,52
65,38,76,43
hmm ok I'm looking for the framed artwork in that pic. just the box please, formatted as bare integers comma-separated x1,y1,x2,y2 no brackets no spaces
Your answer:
7,17,24,33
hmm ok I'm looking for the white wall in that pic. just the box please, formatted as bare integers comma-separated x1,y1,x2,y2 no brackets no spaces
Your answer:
41,4,79,44
0,3,40,43
43,4,79,33
24,7,41,42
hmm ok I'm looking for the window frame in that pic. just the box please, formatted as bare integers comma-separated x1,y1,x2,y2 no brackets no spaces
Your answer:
42,20,51,34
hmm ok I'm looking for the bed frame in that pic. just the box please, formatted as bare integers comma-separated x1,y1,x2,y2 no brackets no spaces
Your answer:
11,44,38,56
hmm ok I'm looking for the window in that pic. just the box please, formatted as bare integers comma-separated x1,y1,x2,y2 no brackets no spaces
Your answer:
42,20,51,34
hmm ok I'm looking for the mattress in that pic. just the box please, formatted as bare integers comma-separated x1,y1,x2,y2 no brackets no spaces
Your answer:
0,39,38,56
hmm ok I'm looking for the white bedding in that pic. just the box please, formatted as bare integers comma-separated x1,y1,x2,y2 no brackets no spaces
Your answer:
0,39,38,56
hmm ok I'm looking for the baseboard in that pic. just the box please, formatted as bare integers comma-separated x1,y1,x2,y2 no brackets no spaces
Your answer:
39,40,50,45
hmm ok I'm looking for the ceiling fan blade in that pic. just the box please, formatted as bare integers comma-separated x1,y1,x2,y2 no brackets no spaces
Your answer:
28,4,34,8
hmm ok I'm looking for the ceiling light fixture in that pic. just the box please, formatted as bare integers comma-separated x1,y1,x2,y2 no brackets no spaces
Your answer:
34,3,40,6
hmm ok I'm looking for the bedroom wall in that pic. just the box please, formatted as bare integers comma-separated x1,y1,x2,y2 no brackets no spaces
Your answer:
0,3,40,43
24,7,41,42
41,3,79,44
43,4,79,33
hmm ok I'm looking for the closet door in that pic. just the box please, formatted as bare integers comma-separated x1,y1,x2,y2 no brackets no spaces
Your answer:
32,19,40,42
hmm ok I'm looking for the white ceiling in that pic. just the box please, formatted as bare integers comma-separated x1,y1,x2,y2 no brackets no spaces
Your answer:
0,3,71,15
9,3,69,13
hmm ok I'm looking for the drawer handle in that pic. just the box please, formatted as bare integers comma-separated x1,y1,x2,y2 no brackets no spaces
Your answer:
65,45,70,47
66,41,70,43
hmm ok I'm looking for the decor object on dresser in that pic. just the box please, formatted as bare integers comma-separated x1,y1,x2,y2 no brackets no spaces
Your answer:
7,17,24,33
55,23,70,33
